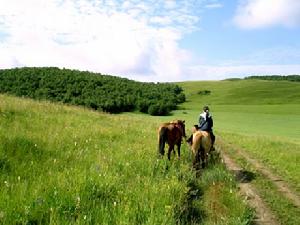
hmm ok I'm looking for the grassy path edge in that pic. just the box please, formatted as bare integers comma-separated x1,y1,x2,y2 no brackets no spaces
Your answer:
217,147,279,225
217,137,300,208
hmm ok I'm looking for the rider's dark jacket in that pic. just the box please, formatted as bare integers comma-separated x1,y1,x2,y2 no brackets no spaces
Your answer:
198,112,213,131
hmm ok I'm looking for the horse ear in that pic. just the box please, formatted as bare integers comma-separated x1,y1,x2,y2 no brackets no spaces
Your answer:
183,120,185,123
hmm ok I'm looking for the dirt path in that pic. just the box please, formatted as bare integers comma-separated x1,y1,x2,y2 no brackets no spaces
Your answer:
218,138,300,208
220,151,280,225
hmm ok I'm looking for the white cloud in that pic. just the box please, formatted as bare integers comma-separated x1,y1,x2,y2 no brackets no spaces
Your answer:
1,0,299,82
186,64,300,80
205,3,223,9
233,0,300,29
0,0,202,82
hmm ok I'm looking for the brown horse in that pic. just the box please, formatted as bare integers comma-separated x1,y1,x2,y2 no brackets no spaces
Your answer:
189,127,212,169
158,120,186,160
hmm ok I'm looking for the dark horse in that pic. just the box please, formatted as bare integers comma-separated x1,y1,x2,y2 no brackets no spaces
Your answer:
158,120,186,160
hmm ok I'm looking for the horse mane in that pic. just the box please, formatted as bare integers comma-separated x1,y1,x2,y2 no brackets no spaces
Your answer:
169,119,185,125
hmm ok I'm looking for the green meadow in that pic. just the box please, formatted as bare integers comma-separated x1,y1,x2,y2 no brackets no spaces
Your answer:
1,78,299,224
176,79,300,224
0,94,251,224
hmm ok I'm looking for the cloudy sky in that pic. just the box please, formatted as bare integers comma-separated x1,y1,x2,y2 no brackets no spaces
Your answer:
1,0,300,82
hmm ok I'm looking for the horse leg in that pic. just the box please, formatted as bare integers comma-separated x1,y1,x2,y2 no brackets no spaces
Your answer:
168,145,174,160
193,149,201,170
200,148,206,168
177,143,181,159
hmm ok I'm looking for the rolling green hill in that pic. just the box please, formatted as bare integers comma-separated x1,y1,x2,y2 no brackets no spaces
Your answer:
1,77,299,224
178,79,300,106
0,94,252,224
173,80,300,141
173,79,300,224
0,67,185,115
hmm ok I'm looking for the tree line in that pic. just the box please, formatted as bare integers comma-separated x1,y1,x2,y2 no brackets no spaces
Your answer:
245,75,300,82
0,67,185,115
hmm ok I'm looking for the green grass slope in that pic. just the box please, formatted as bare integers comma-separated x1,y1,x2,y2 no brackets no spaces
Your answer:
176,79,300,188
2,78,298,224
179,79,300,105
174,79,300,224
0,94,252,224
176,79,300,141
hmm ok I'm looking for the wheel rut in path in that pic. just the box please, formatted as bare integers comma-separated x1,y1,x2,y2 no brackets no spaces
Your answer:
218,137,300,208
219,150,280,225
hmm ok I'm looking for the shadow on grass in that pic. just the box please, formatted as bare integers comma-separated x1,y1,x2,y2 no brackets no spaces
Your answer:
174,178,206,225
234,170,256,183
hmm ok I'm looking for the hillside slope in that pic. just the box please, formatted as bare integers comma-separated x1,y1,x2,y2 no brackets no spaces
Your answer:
179,79,300,106
0,94,251,224
0,67,185,115
174,79,300,141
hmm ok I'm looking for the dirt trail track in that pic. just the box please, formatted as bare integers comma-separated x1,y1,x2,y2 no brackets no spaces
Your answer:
216,137,300,225
220,152,279,225
218,138,300,208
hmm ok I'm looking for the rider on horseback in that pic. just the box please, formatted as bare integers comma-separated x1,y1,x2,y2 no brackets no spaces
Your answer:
187,105,215,151
198,106,215,150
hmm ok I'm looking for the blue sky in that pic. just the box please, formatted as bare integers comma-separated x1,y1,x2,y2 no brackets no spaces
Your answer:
1,0,300,82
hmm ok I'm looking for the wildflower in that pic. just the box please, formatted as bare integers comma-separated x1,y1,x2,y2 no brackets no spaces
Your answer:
18,176,21,181
84,215,87,220
4,181,9,187
74,142,77,146
0,211,4,219
113,201,117,207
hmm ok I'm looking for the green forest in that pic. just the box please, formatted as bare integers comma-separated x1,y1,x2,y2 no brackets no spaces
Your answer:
0,67,185,115
245,75,300,82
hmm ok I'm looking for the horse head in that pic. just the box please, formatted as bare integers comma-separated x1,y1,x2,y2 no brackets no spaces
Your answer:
171,119,186,138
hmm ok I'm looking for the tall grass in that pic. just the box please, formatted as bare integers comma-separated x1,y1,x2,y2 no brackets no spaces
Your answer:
175,79,300,224
219,132,300,193
0,94,252,224
224,148,300,225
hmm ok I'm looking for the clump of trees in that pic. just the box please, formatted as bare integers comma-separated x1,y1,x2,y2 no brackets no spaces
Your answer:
0,67,186,115
245,75,300,82
197,90,211,95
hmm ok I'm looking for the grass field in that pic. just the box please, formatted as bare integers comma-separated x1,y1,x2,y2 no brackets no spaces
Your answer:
0,94,252,224
176,79,300,224
1,78,299,224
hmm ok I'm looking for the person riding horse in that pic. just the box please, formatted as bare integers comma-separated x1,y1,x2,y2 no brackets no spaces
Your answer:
187,106,215,151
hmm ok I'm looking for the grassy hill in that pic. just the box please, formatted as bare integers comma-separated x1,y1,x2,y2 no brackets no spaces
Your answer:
0,67,185,115
0,94,251,224
175,79,300,141
1,77,299,224
179,79,300,105
173,79,300,224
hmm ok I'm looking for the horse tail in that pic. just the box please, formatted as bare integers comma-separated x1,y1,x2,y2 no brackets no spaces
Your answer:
158,127,167,155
